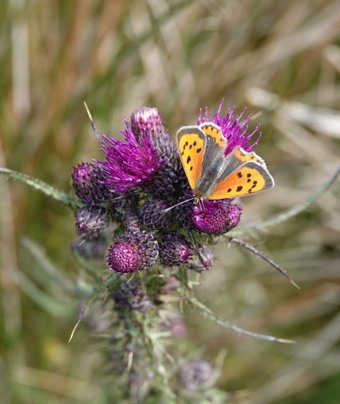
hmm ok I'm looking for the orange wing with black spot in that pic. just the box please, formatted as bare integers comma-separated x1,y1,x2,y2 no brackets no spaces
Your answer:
208,161,275,200
233,147,265,165
176,126,206,190
200,122,227,148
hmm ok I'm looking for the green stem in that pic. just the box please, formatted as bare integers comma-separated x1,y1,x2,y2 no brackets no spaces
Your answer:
0,167,81,209
138,313,177,402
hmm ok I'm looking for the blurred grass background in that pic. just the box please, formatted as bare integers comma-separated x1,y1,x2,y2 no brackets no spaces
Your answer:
0,0,339,402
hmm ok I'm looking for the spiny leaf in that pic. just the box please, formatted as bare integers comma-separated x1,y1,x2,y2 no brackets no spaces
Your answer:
229,237,300,289
0,167,81,209
182,288,295,344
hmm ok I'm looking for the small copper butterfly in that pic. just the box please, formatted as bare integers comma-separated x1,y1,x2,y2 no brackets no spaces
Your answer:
176,122,274,200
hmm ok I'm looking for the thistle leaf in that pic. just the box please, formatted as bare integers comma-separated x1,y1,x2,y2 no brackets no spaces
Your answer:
0,167,81,209
183,289,295,344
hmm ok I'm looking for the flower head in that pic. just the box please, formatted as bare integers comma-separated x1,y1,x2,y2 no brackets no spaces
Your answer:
198,100,260,155
75,206,109,237
71,162,110,204
131,107,178,164
107,231,158,273
112,280,153,312
97,121,163,193
191,200,242,234
139,199,171,230
159,233,193,266
72,102,268,276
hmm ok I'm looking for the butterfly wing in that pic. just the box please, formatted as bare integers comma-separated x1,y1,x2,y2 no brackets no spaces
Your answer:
177,126,206,190
200,122,227,148
207,161,275,200
217,147,266,181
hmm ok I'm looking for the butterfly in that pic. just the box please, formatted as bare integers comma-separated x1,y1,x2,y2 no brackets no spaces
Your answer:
176,122,274,200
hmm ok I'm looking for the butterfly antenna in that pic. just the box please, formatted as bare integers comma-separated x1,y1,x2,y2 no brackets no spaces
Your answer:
163,197,195,213
83,101,101,140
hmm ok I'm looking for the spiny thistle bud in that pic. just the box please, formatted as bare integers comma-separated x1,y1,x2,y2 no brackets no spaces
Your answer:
174,192,195,231
72,235,106,259
187,244,214,272
130,107,177,162
144,162,184,198
71,162,110,204
179,360,213,391
107,231,158,273
130,107,184,198
108,190,139,222
123,213,142,233
112,280,153,312
191,201,242,234
130,107,163,140
75,206,108,237
159,233,193,266
139,200,171,230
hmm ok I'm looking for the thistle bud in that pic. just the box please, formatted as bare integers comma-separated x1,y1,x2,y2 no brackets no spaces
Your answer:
107,231,158,273
139,200,171,230
75,206,108,237
179,360,212,391
191,201,242,234
71,162,110,204
159,233,193,266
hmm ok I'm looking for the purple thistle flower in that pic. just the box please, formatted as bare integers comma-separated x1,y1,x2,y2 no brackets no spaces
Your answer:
198,100,261,155
191,200,242,234
97,121,163,193
130,107,185,198
107,231,158,273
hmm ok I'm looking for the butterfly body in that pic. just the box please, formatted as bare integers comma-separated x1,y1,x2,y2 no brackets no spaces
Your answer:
177,122,274,200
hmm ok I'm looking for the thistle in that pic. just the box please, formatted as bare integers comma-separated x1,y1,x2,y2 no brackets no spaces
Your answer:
90,105,265,275
4,101,331,402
